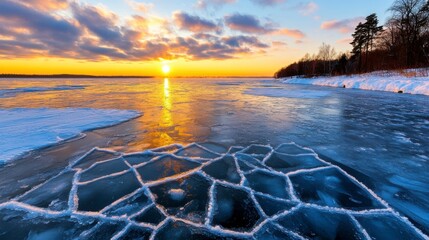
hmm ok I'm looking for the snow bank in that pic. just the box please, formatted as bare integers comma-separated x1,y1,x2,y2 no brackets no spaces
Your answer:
0,108,140,163
282,71,429,96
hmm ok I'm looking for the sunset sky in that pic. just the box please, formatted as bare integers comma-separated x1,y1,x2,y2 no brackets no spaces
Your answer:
0,0,394,77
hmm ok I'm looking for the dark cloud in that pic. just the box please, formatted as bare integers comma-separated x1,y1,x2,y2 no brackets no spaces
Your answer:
80,44,128,60
0,0,80,57
71,2,134,50
225,13,271,33
173,12,221,33
171,34,268,59
224,13,306,40
223,35,269,48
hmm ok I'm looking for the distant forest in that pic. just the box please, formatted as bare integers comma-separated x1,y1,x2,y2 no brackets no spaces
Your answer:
275,0,429,78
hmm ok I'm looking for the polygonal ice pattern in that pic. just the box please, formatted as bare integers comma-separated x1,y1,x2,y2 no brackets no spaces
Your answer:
1,143,427,240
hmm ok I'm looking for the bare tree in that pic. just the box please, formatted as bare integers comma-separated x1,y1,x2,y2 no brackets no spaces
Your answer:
317,43,336,74
389,0,429,66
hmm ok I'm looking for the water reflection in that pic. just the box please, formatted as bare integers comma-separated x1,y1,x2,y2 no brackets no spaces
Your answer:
159,78,173,145
162,78,172,125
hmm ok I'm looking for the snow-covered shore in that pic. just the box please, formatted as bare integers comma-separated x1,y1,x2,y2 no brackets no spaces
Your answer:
282,70,429,96
0,108,140,163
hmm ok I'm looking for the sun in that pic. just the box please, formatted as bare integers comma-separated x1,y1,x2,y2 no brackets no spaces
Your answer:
162,64,171,75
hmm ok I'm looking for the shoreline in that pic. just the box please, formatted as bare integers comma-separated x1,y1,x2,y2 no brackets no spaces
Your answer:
281,70,429,96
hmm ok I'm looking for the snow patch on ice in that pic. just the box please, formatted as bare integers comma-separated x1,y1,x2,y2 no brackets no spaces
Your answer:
0,108,140,163
282,70,429,96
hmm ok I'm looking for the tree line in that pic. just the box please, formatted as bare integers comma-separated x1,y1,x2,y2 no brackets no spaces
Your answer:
275,0,429,78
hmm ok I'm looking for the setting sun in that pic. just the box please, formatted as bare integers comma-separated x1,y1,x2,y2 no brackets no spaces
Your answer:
162,65,171,75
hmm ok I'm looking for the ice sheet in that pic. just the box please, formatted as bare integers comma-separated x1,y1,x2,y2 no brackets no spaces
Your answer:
245,88,331,99
0,142,427,240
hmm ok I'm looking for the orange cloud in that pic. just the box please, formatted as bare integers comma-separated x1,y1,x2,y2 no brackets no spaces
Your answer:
273,28,306,40
20,0,69,11
272,41,287,47
126,0,153,13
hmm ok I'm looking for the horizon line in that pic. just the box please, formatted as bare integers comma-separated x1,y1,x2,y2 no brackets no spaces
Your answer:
0,74,273,79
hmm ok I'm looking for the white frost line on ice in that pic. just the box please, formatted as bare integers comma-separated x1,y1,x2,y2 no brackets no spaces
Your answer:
282,70,429,96
0,108,141,163
2,142,428,239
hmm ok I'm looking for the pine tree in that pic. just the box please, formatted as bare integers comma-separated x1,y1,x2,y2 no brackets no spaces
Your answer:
363,14,383,70
366,14,383,51
351,22,366,72
351,14,383,72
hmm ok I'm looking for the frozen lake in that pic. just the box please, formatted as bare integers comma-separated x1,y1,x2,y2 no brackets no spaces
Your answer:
0,78,428,237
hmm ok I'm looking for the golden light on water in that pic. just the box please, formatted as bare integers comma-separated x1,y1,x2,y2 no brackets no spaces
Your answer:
162,78,172,123
160,78,173,144
163,78,170,99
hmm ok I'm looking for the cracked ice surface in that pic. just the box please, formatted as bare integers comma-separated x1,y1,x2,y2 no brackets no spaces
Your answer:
1,143,427,240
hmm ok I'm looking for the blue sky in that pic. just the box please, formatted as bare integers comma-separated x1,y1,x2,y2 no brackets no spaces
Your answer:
93,0,393,47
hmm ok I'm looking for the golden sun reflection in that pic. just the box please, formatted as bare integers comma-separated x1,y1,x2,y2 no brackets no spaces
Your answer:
163,78,170,100
159,78,173,145
161,78,173,127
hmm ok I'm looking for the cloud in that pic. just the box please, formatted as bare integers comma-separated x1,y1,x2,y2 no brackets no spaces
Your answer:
127,15,149,34
171,34,268,60
273,28,306,39
196,0,236,9
70,2,139,51
250,0,286,6
225,13,271,34
0,0,272,61
272,41,287,47
19,0,69,11
126,0,153,13
297,2,318,16
0,0,80,54
321,17,364,34
223,35,269,48
173,12,221,33
224,13,305,40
